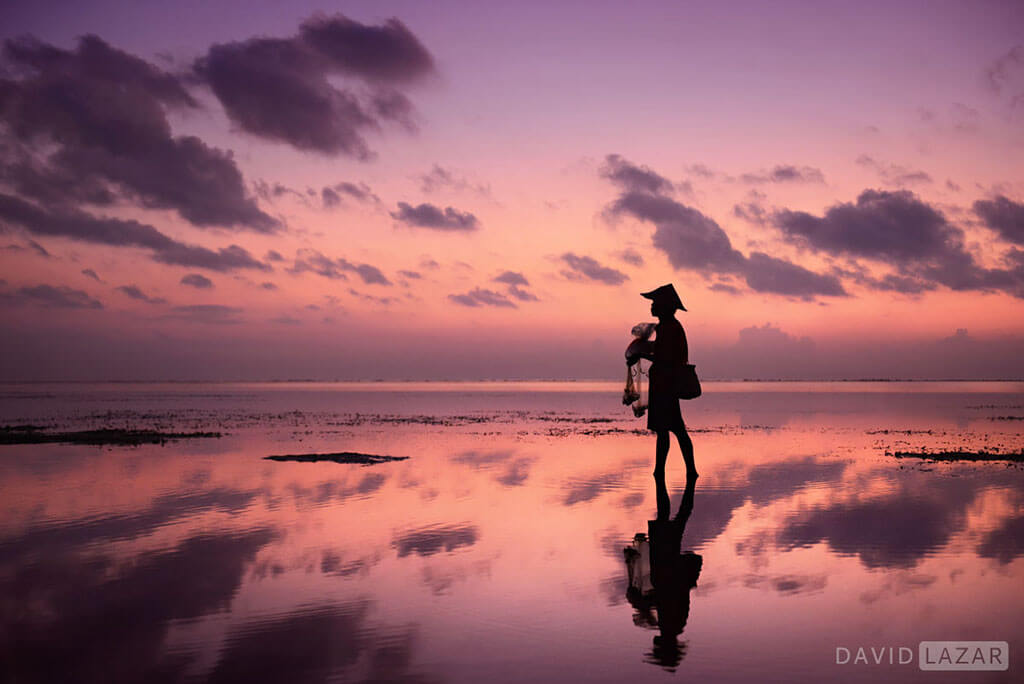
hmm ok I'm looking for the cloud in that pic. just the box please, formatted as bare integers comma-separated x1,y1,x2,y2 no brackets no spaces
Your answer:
0,193,270,272
506,284,539,302
774,189,1024,297
288,248,390,285
321,181,379,208
560,252,629,285
608,191,746,272
348,288,397,306
603,157,848,299
397,269,421,279
447,288,516,308
80,268,101,282
616,248,644,266
259,281,278,290
973,195,1024,245
180,273,214,289
390,202,479,231
855,155,933,186
600,154,674,194
733,201,768,224
743,252,846,298
741,165,825,184
493,271,529,286
116,284,166,304
193,14,434,159
0,35,277,232
418,164,491,196
1,284,103,309
491,271,538,301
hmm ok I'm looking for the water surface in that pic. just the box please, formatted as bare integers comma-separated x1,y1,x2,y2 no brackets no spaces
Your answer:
1,382,1022,682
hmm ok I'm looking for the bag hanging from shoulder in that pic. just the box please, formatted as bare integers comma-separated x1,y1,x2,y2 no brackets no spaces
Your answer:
674,363,702,400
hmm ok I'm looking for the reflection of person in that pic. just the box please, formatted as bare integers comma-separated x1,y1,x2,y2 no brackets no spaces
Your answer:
624,475,702,671
638,284,698,481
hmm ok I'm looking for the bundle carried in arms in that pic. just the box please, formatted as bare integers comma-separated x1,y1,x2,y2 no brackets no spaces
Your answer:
623,322,656,417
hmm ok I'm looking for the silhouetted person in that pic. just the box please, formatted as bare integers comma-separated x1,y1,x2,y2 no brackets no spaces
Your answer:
637,284,698,481
624,475,702,671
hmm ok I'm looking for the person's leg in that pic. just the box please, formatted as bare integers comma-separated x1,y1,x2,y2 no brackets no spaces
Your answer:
654,430,669,478
674,426,698,480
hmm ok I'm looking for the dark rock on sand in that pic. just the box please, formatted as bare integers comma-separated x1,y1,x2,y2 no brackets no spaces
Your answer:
0,425,222,446
889,449,1024,463
265,452,408,465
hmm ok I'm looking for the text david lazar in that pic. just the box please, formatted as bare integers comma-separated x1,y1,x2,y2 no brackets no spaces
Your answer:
836,642,1009,671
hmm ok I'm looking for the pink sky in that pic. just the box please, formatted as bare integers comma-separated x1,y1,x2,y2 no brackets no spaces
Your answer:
1,0,1023,380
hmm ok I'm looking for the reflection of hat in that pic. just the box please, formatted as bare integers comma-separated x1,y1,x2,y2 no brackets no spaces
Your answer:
641,284,686,312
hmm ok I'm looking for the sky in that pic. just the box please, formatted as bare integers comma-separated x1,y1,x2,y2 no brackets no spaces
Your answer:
0,0,1023,381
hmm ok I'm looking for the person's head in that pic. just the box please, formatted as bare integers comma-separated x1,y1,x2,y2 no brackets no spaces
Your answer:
650,299,675,320
642,284,686,320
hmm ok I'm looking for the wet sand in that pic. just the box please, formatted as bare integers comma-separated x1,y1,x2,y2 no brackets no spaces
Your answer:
0,381,1022,683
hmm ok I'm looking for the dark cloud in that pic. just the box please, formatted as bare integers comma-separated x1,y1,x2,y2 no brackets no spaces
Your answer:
320,186,343,209
600,154,675,194
609,184,844,298
0,193,270,272
493,270,529,286
774,189,1024,297
608,191,745,272
447,287,516,308
259,281,278,290
776,189,959,261
193,14,434,158
397,269,421,279
419,258,440,270
0,35,278,232
116,284,165,304
264,250,285,262
393,523,478,557
25,239,49,257
506,284,539,302
974,195,1024,245
686,163,715,179
616,248,645,266
391,201,479,231
348,288,397,306
733,202,768,224
80,268,100,282
253,180,303,203
180,273,214,289
418,164,491,196
491,270,539,301
321,181,379,209
855,155,933,186
2,283,102,309
741,165,825,184
560,252,629,285
743,252,846,298
288,248,391,285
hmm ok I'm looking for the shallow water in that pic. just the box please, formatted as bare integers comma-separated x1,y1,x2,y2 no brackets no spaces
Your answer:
1,382,1022,682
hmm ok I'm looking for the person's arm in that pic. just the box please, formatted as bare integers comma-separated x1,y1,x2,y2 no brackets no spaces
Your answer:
681,326,689,364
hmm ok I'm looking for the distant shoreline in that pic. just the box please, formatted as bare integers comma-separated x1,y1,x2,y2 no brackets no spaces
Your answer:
1,378,1023,385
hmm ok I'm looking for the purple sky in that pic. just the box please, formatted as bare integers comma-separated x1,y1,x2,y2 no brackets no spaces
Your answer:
1,1,1022,380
